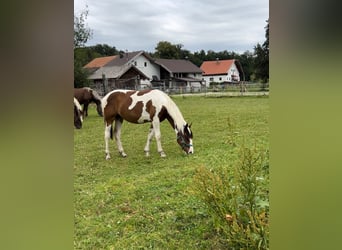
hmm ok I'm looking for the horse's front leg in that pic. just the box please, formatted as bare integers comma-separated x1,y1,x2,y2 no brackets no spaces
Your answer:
114,118,127,157
83,103,89,117
152,120,166,157
144,125,155,157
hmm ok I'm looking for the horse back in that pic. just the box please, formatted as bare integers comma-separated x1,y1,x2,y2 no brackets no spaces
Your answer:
103,90,162,124
74,87,92,104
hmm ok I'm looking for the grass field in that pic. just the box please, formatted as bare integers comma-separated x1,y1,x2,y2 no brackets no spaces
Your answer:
74,95,269,249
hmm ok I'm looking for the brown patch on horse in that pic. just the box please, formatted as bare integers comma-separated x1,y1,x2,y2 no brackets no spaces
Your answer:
74,88,91,104
104,91,145,124
103,92,124,125
158,105,175,129
127,101,144,123
146,100,156,120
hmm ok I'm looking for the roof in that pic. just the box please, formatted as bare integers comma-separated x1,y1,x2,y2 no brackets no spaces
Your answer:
88,64,149,80
200,59,236,76
155,59,203,74
83,55,117,69
105,51,155,67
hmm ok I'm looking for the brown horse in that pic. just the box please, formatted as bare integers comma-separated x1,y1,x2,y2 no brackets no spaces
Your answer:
74,97,83,129
74,87,103,117
101,89,194,158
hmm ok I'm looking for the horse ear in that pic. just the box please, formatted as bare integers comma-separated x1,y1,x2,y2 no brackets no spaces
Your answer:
189,122,192,128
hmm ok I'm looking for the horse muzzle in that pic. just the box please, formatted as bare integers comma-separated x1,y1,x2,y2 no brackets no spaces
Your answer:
187,147,194,154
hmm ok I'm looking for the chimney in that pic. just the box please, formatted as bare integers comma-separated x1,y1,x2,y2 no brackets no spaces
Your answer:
216,58,219,64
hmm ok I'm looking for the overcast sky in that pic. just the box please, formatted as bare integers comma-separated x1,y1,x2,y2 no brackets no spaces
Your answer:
74,0,268,54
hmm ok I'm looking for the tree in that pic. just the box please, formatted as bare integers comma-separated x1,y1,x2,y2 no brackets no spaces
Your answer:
238,51,254,81
154,41,184,59
74,6,93,48
89,44,118,56
154,41,177,59
253,20,269,83
74,6,93,87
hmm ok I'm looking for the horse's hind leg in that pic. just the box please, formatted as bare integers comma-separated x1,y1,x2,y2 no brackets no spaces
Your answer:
104,123,112,160
114,118,127,157
144,125,155,157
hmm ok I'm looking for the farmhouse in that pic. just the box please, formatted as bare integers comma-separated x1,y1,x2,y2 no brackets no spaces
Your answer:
84,51,204,95
153,58,204,90
200,59,244,85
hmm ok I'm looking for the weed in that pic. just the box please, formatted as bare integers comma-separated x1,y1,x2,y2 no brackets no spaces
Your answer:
193,145,269,249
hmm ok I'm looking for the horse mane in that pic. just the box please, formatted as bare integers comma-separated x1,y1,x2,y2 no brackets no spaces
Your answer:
162,93,187,133
90,88,102,101
74,97,82,111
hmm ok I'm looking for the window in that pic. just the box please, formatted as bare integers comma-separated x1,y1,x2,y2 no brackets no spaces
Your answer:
209,77,214,81
144,62,147,67
134,61,137,66
219,77,222,81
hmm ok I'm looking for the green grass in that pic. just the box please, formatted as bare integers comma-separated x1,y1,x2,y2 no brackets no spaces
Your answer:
74,95,269,249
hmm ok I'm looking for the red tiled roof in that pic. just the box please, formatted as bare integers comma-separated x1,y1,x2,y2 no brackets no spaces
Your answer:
200,59,235,76
83,55,117,68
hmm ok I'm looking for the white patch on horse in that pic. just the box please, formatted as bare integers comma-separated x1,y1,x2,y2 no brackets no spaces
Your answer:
128,91,162,123
74,97,83,122
101,89,131,112
189,138,194,153
74,97,82,111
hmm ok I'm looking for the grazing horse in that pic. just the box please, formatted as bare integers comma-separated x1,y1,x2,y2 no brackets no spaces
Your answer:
74,97,83,129
74,87,103,117
102,89,194,158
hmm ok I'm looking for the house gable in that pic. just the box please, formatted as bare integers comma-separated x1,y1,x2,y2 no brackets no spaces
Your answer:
200,59,244,83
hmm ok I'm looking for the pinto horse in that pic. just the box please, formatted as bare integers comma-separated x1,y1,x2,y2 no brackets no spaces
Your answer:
102,89,194,158
74,87,103,117
74,97,83,129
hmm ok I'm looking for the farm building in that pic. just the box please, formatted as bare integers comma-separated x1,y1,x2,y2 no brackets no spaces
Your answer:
200,59,244,85
84,51,204,95
153,58,204,90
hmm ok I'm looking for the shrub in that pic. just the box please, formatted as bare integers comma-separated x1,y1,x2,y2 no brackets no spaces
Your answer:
193,146,269,249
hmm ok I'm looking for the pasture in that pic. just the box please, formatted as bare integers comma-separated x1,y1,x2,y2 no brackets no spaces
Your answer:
74,95,269,249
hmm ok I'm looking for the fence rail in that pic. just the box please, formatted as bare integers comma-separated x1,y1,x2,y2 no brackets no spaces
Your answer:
164,82,269,95
90,81,269,97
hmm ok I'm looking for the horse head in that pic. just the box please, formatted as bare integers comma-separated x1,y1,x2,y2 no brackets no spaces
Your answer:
90,89,103,117
176,123,194,154
74,98,83,129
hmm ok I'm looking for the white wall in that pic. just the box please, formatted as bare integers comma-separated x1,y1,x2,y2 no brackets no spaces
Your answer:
130,55,160,87
227,63,240,82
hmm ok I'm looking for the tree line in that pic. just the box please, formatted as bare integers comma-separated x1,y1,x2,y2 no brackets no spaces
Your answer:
74,8,268,87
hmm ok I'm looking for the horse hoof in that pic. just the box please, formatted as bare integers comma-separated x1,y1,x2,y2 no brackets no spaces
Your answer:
145,151,150,157
120,152,127,158
105,155,111,160
160,152,166,158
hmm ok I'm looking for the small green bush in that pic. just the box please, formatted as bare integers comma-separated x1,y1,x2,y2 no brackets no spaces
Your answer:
193,146,269,249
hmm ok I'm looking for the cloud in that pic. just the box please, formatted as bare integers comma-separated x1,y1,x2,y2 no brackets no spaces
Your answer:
74,0,268,53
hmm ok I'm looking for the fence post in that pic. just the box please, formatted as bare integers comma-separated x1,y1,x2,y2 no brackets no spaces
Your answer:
102,73,108,95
